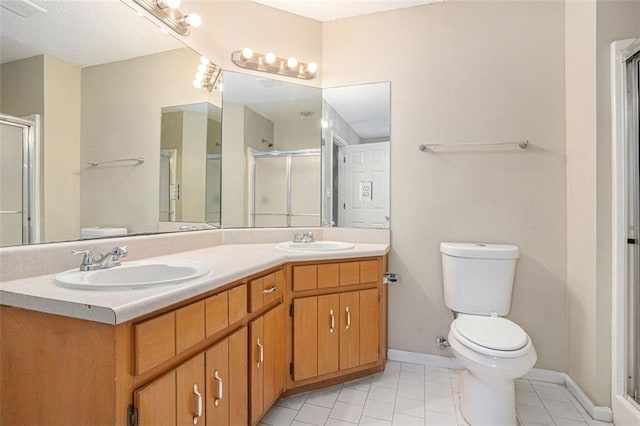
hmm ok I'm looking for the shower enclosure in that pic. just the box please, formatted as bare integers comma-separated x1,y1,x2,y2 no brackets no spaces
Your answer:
249,149,321,228
626,47,640,406
0,113,39,246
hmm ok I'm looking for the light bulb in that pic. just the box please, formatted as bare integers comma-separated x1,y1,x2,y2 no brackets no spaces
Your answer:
200,56,210,66
193,79,203,88
195,72,204,81
197,64,207,73
217,82,224,92
264,52,276,65
241,47,253,60
156,0,180,9
321,119,328,129
287,57,298,69
307,62,318,74
182,13,202,28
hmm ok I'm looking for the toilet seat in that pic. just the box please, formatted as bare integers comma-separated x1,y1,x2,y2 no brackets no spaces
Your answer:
450,314,531,358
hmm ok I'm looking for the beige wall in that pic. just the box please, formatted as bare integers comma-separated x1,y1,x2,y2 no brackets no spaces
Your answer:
43,56,81,242
323,1,568,372
566,0,640,407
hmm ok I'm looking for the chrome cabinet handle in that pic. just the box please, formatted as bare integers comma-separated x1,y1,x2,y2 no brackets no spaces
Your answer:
192,384,203,425
263,285,277,294
329,309,335,333
257,338,264,368
345,307,351,330
214,369,223,407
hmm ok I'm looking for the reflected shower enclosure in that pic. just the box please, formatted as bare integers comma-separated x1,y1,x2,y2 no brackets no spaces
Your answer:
0,114,40,246
250,149,321,227
221,71,322,228
159,102,222,226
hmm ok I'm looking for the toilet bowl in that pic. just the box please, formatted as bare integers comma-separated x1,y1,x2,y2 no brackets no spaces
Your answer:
440,242,537,425
448,314,537,425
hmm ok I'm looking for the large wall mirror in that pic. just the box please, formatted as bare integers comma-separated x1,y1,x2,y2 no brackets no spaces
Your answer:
221,74,390,229
0,0,222,247
221,71,323,228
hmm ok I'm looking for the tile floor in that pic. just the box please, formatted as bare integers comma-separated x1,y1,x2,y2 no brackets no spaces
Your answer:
259,361,614,426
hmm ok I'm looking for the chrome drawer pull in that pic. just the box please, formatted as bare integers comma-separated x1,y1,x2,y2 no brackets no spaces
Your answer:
257,338,264,368
346,307,351,330
263,286,277,294
192,384,203,425
214,369,223,407
330,309,335,333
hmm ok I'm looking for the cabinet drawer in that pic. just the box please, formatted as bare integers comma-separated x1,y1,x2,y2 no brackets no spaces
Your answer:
176,301,205,353
228,284,247,324
134,311,176,375
205,284,247,337
249,270,283,312
292,259,380,291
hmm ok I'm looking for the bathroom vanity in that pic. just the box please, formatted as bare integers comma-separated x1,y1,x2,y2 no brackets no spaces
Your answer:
0,242,389,426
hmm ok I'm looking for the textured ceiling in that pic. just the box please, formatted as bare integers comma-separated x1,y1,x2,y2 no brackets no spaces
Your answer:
251,0,444,22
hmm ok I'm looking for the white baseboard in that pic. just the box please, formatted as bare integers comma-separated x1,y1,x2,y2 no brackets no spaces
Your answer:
387,349,613,423
564,375,614,423
387,348,460,369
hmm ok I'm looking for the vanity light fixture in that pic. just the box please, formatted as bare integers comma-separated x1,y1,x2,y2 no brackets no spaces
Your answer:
231,48,318,80
132,0,201,36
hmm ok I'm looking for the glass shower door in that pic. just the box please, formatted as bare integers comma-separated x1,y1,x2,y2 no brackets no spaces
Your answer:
251,150,321,227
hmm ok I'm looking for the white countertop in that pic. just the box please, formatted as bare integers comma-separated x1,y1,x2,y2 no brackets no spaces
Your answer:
0,243,389,325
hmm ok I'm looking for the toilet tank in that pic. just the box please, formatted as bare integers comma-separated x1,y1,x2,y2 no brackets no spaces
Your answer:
441,242,519,316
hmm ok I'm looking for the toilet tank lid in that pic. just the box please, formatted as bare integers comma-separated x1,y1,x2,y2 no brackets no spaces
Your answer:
440,242,519,259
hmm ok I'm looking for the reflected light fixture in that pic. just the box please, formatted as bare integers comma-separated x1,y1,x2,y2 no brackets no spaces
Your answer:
192,58,222,93
132,0,202,36
231,48,318,80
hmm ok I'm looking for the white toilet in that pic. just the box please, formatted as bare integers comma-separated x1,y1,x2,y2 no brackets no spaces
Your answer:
441,242,537,426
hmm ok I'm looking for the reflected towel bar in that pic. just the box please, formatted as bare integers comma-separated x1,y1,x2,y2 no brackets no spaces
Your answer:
418,140,528,152
88,158,145,167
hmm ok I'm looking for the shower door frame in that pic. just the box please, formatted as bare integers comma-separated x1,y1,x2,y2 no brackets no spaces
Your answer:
612,38,640,425
0,113,40,245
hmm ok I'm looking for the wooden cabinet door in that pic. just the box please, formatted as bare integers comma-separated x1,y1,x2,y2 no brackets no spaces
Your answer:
206,326,248,426
135,371,176,426
205,339,229,426
293,297,318,381
359,288,379,365
228,327,248,425
317,294,340,376
176,354,206,426
250,305,285,424
263,304,285,412
339,291,360,370
249,316,264,425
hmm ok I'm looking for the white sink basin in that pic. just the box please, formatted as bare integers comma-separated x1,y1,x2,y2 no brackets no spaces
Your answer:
54,261,210,290
276,241,355,251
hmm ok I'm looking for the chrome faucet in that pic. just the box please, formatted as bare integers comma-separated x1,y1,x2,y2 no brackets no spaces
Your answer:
292,231,315,243
72,246,128,271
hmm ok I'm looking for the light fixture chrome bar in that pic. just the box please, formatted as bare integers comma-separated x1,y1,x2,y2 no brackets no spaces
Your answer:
231,50,317,80
418,140,529,152
131,0,192,36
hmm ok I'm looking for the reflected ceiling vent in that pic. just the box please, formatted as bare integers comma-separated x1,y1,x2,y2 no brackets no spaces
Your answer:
0,0,47,17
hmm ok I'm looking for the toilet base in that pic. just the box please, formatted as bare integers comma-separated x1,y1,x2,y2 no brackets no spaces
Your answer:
460,369,517,426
